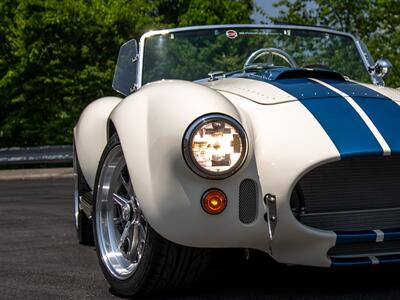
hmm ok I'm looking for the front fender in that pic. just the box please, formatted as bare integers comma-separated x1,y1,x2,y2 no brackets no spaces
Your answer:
74,96,122,189
109,80,266,250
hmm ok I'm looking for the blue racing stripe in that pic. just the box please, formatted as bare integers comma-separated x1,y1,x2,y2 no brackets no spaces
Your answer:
382,228,400,241
351,97,400,154
331,257,372,267
319,80,387,99
378,254,400,265
267,78,383,158
335,230,377,244
322,79,400,154
265,77,336,100
333,255,400,266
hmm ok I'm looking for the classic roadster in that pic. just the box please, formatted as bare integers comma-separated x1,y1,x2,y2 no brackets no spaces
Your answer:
73,24,400,296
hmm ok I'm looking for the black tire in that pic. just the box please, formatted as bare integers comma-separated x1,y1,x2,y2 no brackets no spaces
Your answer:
93,134,210,296
73,142,94,245
76,207,94,245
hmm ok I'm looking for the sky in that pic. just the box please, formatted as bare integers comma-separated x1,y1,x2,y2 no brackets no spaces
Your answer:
253,0,282,22
253,0,317,23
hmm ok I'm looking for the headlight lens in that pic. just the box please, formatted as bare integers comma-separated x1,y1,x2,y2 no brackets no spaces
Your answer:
183,114,248,179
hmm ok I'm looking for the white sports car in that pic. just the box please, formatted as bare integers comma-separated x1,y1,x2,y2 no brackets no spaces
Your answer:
73,24,400,296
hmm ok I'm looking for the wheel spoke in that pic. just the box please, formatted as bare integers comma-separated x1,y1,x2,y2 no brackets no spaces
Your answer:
131,198,141,213
137,221,147,241
113,193,129,207
128,225,139,259
118,221,132,249
120,172,134,196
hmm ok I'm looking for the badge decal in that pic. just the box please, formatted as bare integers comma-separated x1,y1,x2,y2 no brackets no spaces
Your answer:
226,30,238,39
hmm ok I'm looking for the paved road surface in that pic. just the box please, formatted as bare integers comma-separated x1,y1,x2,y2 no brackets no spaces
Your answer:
1,177,400,299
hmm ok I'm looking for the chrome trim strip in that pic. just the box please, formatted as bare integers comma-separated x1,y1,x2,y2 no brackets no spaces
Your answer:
80,193,93,219
136,24,376,88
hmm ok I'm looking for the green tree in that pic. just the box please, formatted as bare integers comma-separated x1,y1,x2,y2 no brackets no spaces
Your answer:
154,0,253,26
0,0,158,147
270,0,400,88
0,0,253,147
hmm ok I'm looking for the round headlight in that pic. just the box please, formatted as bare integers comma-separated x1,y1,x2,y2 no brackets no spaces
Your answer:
183,114,248,179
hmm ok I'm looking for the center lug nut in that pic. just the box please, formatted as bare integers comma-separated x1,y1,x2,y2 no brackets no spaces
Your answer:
122,204,131,221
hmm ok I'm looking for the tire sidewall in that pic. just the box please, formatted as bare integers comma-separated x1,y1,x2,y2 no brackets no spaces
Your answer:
92,134,157,296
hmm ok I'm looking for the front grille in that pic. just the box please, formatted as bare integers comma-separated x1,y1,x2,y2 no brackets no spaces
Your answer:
329,240,400,258
291,156,400,231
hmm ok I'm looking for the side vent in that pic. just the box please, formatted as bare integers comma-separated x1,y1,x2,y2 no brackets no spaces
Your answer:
239,179,258,224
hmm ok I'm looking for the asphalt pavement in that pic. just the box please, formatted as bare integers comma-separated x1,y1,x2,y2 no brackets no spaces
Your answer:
1,175,400,299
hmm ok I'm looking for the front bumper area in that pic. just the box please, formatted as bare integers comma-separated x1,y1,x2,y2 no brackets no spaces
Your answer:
330,229,400,266
264,155,400,268
267,155,400,267
244,99,400,267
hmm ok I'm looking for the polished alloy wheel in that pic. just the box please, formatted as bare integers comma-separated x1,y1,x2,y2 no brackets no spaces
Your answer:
96,145,147,280
73,146,80,230
93,136,210,296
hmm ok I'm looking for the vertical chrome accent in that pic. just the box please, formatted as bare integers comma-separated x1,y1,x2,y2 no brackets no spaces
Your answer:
369,256,380,265
374,229,384,243
264,194,277,239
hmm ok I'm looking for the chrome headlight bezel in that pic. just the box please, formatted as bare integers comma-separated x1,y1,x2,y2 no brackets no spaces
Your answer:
182,114,248,180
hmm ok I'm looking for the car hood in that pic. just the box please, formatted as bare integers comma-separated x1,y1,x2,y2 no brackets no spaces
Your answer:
206,68,400,159
206,68,400,105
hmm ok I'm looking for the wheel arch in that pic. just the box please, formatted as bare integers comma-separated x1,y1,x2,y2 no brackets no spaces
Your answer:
107,119,118,140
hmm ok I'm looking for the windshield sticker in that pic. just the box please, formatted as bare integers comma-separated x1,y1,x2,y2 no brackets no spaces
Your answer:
237,30,275,37
224,30,281,39
226,30,238,39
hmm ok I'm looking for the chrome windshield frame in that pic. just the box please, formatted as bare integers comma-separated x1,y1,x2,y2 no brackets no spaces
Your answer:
136,24,381,89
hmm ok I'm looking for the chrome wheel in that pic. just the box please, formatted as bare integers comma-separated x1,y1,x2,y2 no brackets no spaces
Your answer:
96,145,147,280
73,146,79,230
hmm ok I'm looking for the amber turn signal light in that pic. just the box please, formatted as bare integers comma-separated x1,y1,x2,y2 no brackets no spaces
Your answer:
201,189,227,215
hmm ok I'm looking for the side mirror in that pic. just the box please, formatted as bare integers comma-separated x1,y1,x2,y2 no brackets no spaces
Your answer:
370,58,393,79
112,39,138,96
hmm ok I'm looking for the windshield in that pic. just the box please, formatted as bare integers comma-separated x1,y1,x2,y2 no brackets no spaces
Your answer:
142,27,370,85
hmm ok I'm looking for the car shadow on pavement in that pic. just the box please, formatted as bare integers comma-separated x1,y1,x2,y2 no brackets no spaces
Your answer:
109,248,400,299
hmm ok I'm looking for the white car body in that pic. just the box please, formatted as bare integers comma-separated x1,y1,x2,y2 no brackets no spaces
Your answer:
74,25,400,270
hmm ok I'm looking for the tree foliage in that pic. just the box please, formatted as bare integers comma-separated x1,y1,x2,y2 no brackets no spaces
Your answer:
0,0,253,147
270,0,400,88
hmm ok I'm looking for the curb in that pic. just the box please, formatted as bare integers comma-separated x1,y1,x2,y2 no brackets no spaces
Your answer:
0,168,73,181
0,145,72,166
